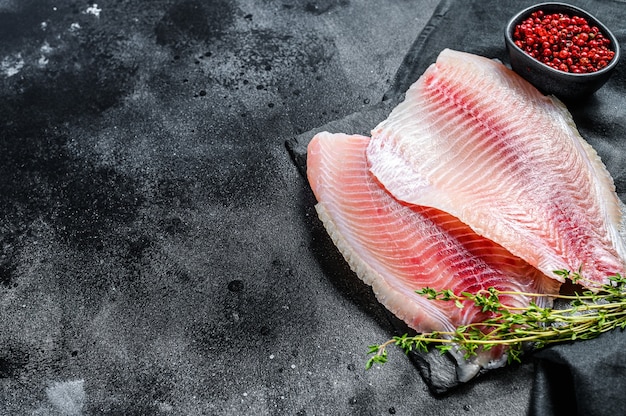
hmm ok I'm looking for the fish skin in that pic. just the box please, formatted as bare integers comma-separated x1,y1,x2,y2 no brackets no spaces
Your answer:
307,131,560,376
367,48,626,289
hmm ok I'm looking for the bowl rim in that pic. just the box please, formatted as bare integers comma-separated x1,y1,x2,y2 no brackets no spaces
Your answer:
504,2,621,78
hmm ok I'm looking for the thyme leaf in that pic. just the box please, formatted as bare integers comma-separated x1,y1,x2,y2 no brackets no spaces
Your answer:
366,271,626,369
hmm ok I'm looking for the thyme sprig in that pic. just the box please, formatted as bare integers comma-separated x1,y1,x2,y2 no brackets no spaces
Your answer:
366,270,626,370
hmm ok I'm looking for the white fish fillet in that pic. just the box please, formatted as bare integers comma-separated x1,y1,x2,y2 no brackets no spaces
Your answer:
367,48,626,289
307,131,560,378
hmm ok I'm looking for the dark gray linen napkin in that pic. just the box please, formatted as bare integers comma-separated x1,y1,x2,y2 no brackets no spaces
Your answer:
286,0,626,410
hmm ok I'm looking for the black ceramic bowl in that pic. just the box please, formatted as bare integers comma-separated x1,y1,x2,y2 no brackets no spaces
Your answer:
505,2,620,101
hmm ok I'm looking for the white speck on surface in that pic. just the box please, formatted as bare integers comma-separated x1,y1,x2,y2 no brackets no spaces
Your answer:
84,4,102,17
40,41,53,54
70,22,81,32
45,379,86,416
290,364,296,369
1,53,24,77
243,392,248,397
41,21,48,30
269,354,274,359
38,41,53,67
156,401,173,412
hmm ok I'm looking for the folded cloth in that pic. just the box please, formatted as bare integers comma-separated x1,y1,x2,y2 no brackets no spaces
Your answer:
529,329,626,416
286,0,626,407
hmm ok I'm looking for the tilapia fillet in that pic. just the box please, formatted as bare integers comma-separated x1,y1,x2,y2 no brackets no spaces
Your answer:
367,49,626,289
307,132,560,378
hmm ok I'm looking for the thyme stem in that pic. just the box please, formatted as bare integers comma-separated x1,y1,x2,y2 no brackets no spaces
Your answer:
366,270,626,370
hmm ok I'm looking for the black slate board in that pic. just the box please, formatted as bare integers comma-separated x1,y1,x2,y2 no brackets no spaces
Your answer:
287,0,626,411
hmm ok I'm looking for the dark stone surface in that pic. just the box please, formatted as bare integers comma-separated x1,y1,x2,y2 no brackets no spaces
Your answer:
0,0,573,414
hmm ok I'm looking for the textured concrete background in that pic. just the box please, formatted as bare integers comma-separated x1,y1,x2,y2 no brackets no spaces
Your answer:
0,1,536,414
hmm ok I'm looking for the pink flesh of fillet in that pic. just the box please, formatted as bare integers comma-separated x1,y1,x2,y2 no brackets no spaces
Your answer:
367,49,626,289
307,131,560,375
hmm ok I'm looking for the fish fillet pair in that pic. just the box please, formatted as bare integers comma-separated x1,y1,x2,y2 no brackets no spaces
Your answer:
306,49,626,377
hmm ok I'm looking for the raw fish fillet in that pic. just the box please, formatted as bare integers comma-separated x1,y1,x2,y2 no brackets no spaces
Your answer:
307,131,560,379
367,49,626,289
